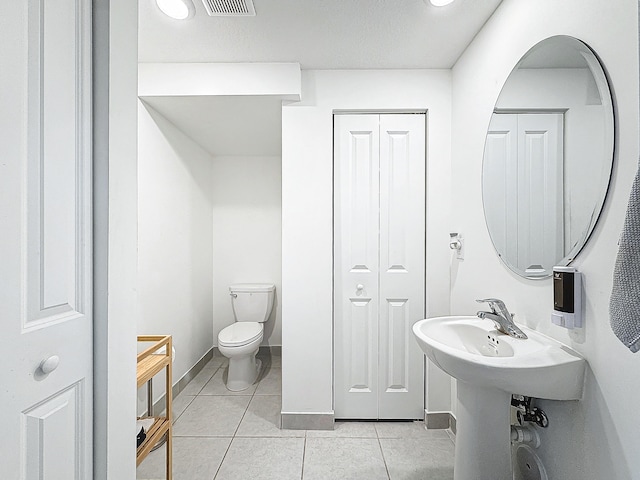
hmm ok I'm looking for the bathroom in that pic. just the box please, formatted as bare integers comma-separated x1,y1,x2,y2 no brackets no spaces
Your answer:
2,0,637,479
132,0,638,478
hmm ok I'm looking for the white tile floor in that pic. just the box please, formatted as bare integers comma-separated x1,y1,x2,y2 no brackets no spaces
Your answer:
137,353,455,480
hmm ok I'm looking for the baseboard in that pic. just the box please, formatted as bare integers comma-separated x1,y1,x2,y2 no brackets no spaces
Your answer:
425,410,456,434
263,345,282,356
281,412,335,430
173,348,215,398
212,345,282,357
150,347,214,415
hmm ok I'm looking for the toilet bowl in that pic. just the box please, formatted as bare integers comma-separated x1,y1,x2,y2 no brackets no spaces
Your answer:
217,283,275,391
218,322,264,391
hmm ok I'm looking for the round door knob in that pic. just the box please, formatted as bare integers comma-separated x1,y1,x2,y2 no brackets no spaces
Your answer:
39,356,60,375
356,284,364,291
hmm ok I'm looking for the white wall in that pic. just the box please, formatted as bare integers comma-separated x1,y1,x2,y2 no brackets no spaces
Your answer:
212,155,282,346
282,69,453,418
93,0,139,477
451,1,638,478
137,101,214,400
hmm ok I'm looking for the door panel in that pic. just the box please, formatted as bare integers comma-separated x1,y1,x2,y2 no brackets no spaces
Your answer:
334,114,425,420
334,115,380,418
0,0,93,477
378,114,425,419
347,298,375,392
24,382,86,479
384,298,410,392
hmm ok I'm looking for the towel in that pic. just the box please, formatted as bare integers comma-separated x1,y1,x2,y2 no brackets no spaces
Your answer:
610,166,640,352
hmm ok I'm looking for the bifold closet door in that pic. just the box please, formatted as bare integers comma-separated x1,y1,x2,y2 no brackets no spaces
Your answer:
377,114,426,419
334,114,381,418
334,114,425,420
1,0,94,477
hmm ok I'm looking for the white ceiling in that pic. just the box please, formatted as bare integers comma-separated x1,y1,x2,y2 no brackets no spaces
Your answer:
139,0,503,69
142,95,283,156
138,0,503,157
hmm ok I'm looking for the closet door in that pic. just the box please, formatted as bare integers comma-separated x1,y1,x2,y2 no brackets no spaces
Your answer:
334,114,381,418
378,114,425,419
0,0,94,477
334,114,425,419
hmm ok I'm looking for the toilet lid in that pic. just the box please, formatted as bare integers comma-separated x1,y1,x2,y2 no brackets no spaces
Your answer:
218,322,263,347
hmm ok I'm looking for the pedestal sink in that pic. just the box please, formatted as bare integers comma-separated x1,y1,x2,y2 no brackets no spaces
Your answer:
413,316,586,480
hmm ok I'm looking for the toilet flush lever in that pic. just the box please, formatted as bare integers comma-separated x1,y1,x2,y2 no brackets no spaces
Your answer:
230,293,237,298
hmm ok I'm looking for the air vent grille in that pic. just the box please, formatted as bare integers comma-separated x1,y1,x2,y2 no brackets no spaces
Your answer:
202,0,256,16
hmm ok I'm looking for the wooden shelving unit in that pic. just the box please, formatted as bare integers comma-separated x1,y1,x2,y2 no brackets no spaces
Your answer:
137,335,172,480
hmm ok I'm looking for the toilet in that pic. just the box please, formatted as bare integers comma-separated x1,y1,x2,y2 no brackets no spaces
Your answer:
217,283,275,391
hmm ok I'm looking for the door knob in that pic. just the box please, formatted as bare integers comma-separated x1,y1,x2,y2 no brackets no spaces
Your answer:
39,355,60,375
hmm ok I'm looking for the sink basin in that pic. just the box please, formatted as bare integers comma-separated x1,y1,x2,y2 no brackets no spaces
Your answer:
413,315,585,400
413,316,586,480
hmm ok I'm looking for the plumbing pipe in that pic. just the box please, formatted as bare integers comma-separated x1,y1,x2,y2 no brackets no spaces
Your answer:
510,425,540,448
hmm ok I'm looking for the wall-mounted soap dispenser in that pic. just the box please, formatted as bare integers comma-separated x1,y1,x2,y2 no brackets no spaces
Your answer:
551,266,582,329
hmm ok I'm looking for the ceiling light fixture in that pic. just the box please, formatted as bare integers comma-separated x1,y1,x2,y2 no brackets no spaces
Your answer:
429,0,455,6
155,0,195,19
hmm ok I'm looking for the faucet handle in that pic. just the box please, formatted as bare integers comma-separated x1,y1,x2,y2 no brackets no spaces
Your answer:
476,298,508,314
476,298,502,304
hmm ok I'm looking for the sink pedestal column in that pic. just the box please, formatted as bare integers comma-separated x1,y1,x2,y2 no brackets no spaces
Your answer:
454,381,512,480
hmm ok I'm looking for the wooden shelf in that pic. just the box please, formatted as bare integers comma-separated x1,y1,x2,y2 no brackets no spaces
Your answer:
137,335,172,480
137,354,170,387
136,417,170,466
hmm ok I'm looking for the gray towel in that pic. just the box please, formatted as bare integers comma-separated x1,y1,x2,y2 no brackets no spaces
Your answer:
610,166,640,352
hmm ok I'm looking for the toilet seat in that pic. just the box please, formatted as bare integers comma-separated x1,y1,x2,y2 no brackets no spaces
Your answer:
218,322,263,347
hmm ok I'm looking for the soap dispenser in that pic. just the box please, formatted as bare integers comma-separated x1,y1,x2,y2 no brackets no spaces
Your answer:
551,266,582,329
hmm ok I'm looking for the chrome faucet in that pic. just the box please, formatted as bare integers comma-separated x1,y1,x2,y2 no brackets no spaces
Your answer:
476,298,528,339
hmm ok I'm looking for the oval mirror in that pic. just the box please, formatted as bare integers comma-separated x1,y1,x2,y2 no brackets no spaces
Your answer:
482,36,614,278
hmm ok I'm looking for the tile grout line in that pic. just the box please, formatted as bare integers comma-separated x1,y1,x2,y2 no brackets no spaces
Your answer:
190,363,221,397
300,437,307,480
210,435,234,480
170,360,221,434
375,423,392,480
171,394,197,425
376,436,392,480
210,359,253,480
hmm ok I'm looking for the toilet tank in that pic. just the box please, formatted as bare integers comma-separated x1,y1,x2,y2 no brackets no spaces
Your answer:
230,283,275,323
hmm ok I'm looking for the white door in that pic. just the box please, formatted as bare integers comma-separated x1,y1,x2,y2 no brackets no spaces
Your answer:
0,1,93,478
484,113,564,275
334,114,425,420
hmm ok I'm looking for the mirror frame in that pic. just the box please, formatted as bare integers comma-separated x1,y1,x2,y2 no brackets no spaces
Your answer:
481,35,616,279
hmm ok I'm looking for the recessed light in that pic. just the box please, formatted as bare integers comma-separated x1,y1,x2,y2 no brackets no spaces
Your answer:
155,0,195,20
429,0,455,6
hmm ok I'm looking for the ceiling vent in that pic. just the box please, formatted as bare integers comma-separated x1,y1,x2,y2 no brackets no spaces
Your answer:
201,0,256,16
